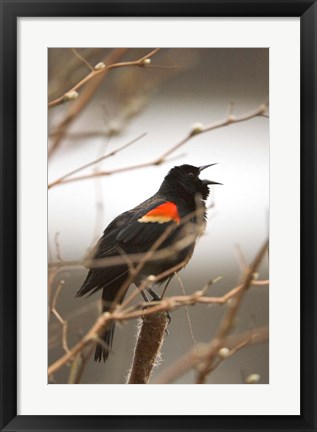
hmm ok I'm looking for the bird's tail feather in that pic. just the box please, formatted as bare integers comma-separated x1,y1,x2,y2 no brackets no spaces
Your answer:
94,273,129,362
75,264,129,362
94,321,115,362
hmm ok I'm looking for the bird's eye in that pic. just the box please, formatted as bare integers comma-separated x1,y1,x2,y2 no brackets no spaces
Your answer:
188,172,195,178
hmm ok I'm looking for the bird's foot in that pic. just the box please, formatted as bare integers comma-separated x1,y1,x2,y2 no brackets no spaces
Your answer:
146,287,172,326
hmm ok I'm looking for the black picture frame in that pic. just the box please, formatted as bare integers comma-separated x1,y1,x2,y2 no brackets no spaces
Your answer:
1,1,316,431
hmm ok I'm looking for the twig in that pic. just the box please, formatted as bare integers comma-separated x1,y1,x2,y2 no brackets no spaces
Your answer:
195,239,269,384
150,241,268,384
71,48,94,71
175,273,198,345
48,48,128,158
50,280,70,355
234,243,248,272
117,278,268,320
154,326,269,384
48,266,59,314
68,346,94,384
91,136,111,245
48,275,268,376
204,326,256,376
49,130,113,139
48,48,161,109
48,133,146,189
48,100,268,185
50,279,65,312
54,232,63,262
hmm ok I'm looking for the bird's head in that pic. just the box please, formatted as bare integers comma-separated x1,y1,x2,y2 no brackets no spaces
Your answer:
160,164,221,201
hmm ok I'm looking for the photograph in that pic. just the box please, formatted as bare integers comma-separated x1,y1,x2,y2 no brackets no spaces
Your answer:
1,0,316,429
47,47,269,384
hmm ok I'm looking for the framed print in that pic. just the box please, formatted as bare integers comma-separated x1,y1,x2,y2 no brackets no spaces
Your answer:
1,1,316,431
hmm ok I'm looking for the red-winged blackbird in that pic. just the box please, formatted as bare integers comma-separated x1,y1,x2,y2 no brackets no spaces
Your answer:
76,164,220,361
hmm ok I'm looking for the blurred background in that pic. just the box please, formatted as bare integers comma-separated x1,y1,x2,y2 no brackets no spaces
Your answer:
48,48,269,384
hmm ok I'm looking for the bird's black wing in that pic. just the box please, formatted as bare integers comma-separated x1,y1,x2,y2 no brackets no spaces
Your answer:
76,198,173,297
115,199,179,245
76,210,135,297
93,209,136,258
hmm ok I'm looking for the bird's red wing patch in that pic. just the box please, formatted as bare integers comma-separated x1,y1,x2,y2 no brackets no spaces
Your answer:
138,201,180,224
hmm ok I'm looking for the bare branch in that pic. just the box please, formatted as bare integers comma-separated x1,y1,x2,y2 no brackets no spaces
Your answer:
150,240,269,384
48,133,146,189
48,100,268,186
48,48,161,109
47,273,268,377
154,326,269,384
67,346,94,384
71,48,94,71
48,48,128,158
50,280,70,354
175,273,198,345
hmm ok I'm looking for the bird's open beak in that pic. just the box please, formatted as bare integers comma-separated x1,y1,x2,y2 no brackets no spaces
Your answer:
199,164,222,185
198,163,217,173
202,179,222,185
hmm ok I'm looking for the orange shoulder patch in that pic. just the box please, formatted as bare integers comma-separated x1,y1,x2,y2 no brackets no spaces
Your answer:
138,202,180,224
